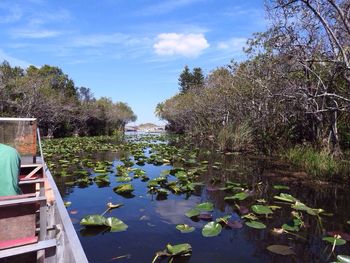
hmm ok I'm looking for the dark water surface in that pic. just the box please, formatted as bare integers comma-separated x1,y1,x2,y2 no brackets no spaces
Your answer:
48,134,350,263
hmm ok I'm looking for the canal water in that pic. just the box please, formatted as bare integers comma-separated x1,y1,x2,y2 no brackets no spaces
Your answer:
46,133,350,263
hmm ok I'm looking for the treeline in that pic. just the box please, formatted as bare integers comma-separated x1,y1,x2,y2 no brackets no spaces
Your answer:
156,0,350,155
0,61,136,137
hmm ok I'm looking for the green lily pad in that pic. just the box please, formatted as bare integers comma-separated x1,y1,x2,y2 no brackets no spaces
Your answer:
274,193,298,203
245,221,266,229
337,255,350,263
196,202,214,212
113,184,134,194
273,185,290,190
80,215,106,226
323,236,347,246
292,202,316,216
116,176,132,182
202,221,222,237
282,222,300,232
176,224,195,233
166,243,192,256
251,205,273,215
185,208,201,218
215,215,231,224
105,217,128,232
266,245,295,255
224,192,249,201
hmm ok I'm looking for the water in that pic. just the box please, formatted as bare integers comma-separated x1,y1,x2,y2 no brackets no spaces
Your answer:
47,134,350,263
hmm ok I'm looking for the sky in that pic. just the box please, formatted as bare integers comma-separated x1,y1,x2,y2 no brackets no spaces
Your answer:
0,0,267,125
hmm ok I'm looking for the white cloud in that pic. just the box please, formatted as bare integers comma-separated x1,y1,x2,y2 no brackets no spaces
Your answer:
154,33,209,58
0,49,32,68
10,29,62,39
217,37,247,52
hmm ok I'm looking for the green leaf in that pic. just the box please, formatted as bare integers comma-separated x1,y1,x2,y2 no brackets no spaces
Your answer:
251,205,273,215
266,245,295,255
160,170,170,176
116,176,132,182
282,223,299,232
273,185,290,190
245,221,266,229
202,221,222,237
196,202,214,212
176,224,195,233
224,192,249,201
337,255,350,263
323,237,347,246
166,243,192,256
185,208,201,218
215,215,231,224
105,217,128,232
113,184,134,194
80,215,106,226
274,193,298,203
291,202,316,216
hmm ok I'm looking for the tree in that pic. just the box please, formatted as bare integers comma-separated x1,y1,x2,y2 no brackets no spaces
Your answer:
178,65,192,93
0,61,137,137
178,66,205,93
262,0,350,154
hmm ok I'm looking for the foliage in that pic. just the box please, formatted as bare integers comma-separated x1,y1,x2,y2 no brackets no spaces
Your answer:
156,0,350,157
284,146,339,178
0,61,136,137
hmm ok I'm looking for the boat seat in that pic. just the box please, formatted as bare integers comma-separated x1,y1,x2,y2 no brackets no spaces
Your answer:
19,164,44,180
19,164,45,196
0,196,47,256
0,239,56,263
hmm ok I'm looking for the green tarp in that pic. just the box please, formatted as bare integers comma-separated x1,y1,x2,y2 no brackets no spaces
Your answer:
0,144,22,196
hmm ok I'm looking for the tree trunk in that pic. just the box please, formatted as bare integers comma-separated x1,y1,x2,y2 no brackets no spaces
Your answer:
328,109,342,157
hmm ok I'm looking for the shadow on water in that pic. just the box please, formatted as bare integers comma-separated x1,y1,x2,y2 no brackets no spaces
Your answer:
47,134,350,263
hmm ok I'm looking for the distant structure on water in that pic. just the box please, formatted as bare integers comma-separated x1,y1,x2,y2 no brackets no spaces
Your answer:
125,123,165,132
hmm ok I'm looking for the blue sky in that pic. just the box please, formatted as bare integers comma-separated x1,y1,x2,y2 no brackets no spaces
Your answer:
0,0,267,125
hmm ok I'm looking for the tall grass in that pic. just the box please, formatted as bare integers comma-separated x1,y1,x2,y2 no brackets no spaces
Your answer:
217,122,253,151
284,146,339,178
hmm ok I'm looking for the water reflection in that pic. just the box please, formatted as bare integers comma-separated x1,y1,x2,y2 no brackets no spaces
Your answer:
50,135,350,263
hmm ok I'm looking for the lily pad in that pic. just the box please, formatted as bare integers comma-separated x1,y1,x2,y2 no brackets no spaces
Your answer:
202,221,222,237
105,217,128,232
266,245,295,255
185,208,201,218
196,202,214,212
80,215,106,226
251,205,273,215
292,202,316,216
113,184,134,194
273,185,290,190
166,243,192,256
176,224,195,233
274,193,298,203
323,236,347,246
224,192,249,201
116,176,132,182
245,221,266,229
337,255,350,263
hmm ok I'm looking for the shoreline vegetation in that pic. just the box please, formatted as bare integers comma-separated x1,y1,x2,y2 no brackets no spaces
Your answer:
0,62,136,137
156,1,350,181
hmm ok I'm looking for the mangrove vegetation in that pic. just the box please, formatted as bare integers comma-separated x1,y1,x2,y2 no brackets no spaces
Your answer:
156,0,350,178
0,62,136,137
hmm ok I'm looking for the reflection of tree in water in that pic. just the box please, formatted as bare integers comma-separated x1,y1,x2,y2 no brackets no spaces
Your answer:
197,151,350,262
54,149,127,197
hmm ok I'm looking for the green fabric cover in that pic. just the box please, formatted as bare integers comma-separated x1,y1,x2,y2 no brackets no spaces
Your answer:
0,144,22,196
